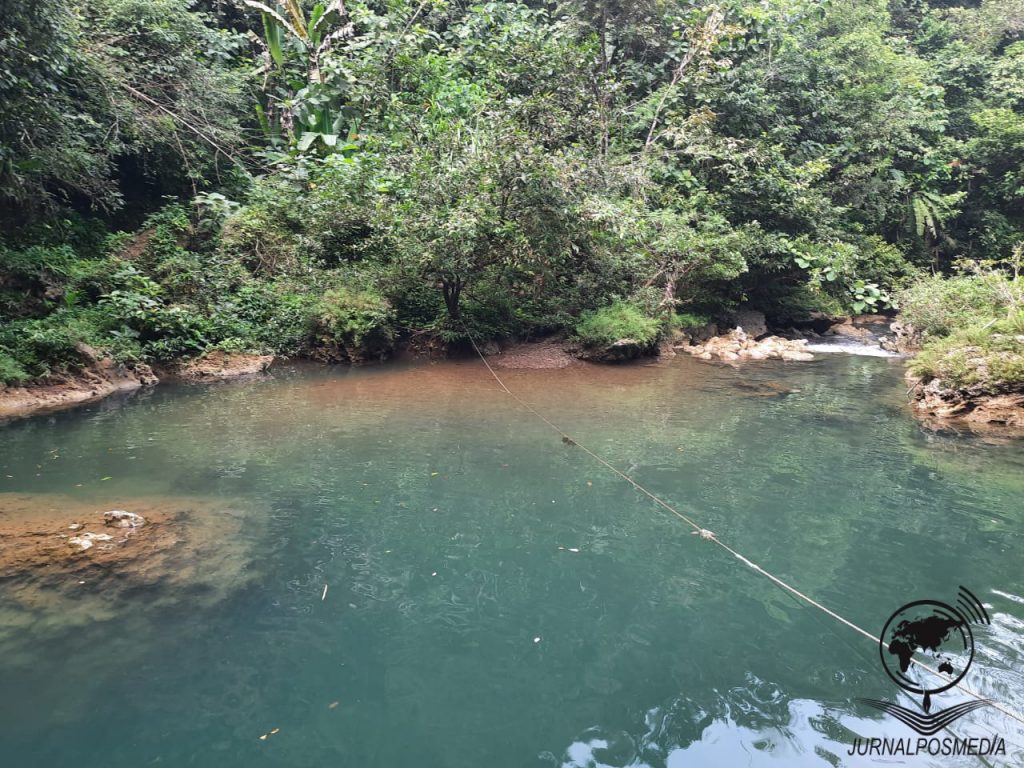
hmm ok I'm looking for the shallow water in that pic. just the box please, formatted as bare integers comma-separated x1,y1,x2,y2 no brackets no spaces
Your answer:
1,354,1022,767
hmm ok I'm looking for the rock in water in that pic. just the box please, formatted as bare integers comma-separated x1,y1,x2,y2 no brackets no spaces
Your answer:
104,510,147,529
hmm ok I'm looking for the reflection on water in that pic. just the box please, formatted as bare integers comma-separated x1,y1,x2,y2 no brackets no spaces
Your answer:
0,356,1021,767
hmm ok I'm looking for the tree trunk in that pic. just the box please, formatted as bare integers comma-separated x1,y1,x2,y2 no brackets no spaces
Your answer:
442,278,462,321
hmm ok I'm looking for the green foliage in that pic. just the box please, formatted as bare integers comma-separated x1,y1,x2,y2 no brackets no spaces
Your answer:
899,274,1007,337
910,320,1024,392
314,287,395,360
0,349,30,385
574,302,662,348
672,312,712,330
4,0,1024,381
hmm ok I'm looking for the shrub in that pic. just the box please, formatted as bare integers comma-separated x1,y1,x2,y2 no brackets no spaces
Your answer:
574,302,662,347
0,311,103,378
226,282,318,356
0,349,30,385
910,323,1024,392
898,274,1006,337
672,312,711,330
315,287,396,361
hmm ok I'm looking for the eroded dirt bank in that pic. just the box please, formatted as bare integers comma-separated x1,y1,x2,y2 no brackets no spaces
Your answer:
0,351,273,421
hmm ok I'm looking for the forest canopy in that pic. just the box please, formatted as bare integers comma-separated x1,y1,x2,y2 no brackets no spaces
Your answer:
1,0,1022,382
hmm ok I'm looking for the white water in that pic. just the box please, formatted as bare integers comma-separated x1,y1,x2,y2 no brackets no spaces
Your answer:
804,338,902,357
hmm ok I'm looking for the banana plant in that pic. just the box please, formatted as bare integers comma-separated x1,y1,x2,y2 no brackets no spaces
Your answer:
242,0,354,154
241,0,352,82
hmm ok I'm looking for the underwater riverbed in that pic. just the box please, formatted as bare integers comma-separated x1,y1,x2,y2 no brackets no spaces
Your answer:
0,353,1022,767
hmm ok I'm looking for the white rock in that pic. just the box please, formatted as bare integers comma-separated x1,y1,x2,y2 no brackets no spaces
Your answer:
104,510,146,529
68,532,113,552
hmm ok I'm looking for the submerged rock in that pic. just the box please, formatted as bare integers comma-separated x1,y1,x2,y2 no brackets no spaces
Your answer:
103,510,146,529
67,532,113,552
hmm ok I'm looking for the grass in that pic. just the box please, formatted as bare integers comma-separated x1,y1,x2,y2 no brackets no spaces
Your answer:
574,301,662,347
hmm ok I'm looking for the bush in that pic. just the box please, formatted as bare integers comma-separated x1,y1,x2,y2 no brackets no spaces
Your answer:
910,319,1024,392
225,282,318,356
0,349,30,384
672,312,711,330
898,274,1006,337
315,287,396,361
0,311,104,378
574,302,662,347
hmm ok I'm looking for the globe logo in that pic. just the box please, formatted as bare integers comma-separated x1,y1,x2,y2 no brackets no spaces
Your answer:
880,599,974,711
859,586,993,736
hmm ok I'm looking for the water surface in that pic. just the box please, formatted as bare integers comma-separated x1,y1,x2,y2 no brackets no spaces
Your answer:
1,353,1022,766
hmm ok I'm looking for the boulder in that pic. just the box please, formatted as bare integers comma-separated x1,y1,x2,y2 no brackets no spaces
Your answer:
831,321,872,339
104,510,147,529
733,309,767,339
680,328,815,363
881,319,921,354
577,338,656,363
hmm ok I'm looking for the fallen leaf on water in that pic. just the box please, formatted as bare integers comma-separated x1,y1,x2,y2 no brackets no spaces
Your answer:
430,472,439,476
329,701,339,709
100,476,112,481
586,481,592,487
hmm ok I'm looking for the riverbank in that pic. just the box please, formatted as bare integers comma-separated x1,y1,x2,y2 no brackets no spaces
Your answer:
3,315,1023,437
0,350,273,421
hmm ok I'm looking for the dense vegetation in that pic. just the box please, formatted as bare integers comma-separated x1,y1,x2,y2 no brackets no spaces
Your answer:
1,0,1022,388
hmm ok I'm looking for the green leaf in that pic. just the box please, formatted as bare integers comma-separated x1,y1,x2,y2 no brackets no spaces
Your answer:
262,13,285,68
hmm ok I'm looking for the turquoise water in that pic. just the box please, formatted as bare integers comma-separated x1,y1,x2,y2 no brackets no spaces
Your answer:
0,354,1022,766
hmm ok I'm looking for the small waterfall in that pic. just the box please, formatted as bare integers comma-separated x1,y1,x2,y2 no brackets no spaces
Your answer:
804,338,902,357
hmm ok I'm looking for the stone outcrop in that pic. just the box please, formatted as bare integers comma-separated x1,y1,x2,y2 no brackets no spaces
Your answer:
103,510,147,529
676,328,815,362
881,318,922,354
576,338,657,363
0,356,157,421
732,309,767,339
907,373,1024,435
158,350,274,381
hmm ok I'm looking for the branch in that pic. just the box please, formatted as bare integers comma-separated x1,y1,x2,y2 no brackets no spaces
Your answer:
644,7,726,152
122,85,248,168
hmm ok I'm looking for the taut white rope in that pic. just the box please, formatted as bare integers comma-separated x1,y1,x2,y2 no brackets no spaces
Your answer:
461,326,1024,727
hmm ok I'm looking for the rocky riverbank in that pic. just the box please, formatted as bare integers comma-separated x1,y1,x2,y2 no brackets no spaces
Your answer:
0,349,274,421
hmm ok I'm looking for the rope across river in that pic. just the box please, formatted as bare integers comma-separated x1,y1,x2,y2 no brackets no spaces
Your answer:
460,326,1024,728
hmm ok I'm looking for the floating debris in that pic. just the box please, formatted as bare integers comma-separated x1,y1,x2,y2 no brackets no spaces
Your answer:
533,637,541,643
321,584,329,601
328,701,339,709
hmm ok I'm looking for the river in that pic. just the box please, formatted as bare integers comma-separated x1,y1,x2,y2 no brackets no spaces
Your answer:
0,352,1021,766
